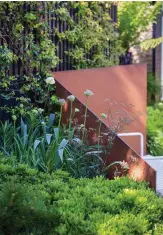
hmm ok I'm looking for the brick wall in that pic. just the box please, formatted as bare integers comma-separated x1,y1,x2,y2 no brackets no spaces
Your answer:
129,24,153,74
129,16,162,82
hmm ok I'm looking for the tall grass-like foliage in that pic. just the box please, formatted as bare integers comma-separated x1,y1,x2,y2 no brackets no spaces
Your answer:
0,90,134,178
0,113,106,177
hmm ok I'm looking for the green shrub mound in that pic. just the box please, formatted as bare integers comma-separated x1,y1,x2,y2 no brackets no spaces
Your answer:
0,156,163,235
147,104,163,155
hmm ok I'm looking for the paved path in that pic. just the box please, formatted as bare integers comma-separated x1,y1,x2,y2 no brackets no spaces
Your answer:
143,156,163,196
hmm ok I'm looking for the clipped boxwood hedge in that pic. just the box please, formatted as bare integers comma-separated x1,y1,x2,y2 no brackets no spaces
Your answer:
0,155,163,235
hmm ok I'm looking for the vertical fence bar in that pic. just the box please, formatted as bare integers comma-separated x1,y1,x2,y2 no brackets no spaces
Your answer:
0,2,117,73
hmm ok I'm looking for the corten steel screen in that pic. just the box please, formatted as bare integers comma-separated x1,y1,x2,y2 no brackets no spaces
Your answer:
54,64,156,189
54,64,147,156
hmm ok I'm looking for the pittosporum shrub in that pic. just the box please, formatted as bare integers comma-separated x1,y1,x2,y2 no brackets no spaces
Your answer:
0,154,163,235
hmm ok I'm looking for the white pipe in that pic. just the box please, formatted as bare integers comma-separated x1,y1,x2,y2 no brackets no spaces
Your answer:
117,132,144,157
143,156,163,160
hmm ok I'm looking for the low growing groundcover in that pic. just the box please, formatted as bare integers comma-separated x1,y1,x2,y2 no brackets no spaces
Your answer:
0,156,163,235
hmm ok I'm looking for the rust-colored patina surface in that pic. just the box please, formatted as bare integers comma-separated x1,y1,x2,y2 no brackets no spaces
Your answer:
54,64,147,155
53,65,156,189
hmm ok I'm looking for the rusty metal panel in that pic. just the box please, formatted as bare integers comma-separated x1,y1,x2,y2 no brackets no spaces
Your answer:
53,64,156,189
54,64,147,155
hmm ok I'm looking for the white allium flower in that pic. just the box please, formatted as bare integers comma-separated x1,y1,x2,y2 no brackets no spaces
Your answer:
45,77,55,85
58,99,66,106
41,121,46,126
12,115,17,121
67,95,75,102
32,109,38,115
75,108,79,113
100,113,107,119
84,89,94,97
80,124,84,128
119,161,129,170
38,108,44,114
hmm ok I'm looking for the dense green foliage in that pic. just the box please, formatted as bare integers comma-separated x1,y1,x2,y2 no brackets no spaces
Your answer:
0,114,106,178
0,88,134,178
118,2,161,49
0,1,122,118
147,103,163,155
0,155,162,235
147,73,161,105
0,114,129,178
141,36,163,51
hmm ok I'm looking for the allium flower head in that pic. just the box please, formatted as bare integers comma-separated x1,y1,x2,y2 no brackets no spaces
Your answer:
84,89,94,97
67,95,75,102
12,115,17,121
45,77,55,85
59,99,66,106
75,108,79,113
100,113,107,119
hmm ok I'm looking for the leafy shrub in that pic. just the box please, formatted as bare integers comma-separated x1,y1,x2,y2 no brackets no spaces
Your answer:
0,156,162,235
147,104,163,155
118,2,161,49
0,1,122,119
147,73,161,105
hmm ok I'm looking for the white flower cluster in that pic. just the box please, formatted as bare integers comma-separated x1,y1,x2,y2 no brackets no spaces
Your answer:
119,161,129,171
58,99,66,106
84,89,94,97
75,108,79,113
45,77,55,85
67,95,75,102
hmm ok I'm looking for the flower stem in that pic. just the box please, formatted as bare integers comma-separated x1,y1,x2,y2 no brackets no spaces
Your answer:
13,121,16,137
82,97,88,142
44,86,50,112
98,121,102,153
57,105,63,143
68,101,73,140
